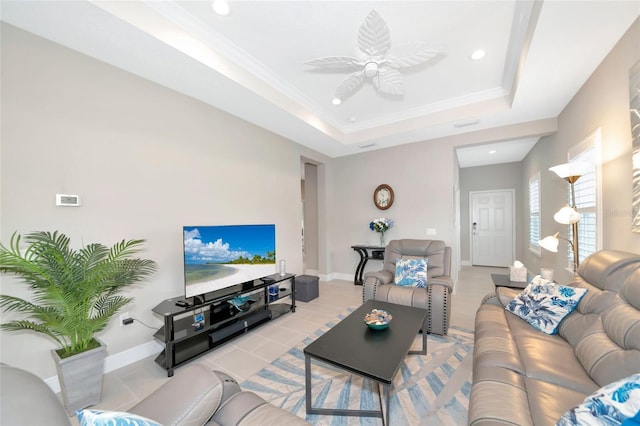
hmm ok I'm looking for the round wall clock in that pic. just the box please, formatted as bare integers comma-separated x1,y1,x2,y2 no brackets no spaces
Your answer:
373,184,394,210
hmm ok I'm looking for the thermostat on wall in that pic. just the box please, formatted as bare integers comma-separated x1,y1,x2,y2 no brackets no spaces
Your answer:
56,194,81,207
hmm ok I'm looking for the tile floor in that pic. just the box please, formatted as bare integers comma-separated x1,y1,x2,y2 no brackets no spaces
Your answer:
69,266,503,422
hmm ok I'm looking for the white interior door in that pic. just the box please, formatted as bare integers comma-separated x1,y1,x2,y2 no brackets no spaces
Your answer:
471,190,514,267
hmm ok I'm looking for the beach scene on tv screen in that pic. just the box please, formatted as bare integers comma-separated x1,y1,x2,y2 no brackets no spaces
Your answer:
183,225,276,298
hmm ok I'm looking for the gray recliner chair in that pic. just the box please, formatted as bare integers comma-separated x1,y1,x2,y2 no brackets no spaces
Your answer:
0,362,309,425
362,239,453,335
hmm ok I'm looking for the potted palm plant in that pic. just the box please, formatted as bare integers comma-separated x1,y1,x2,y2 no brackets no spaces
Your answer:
0,231,157,414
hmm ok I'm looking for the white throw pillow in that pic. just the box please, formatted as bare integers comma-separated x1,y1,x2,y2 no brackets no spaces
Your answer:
394,258,428,288
76,409,161,426
505,275,587,334
556,373,640,425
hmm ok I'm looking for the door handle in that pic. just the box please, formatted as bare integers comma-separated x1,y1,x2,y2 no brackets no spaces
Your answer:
472,222,477,235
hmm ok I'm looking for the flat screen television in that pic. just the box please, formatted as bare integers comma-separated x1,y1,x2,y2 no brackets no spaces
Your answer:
183,224,276,300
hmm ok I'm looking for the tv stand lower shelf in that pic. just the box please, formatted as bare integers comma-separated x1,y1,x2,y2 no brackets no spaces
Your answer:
152,273,295,376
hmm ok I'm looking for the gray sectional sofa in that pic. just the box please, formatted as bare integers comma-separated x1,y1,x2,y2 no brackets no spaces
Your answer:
1,362,309,425
468,250,640,425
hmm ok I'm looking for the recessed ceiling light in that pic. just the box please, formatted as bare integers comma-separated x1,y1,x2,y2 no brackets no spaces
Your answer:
212,0,230,16
471,50,486,60
358,142,377,149
332,98,342,105
453,119,479,128
489,150,497,154
349,116,357,123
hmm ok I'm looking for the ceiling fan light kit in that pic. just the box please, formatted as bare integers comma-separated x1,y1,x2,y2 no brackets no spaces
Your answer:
211,0,230,16
305,9,444,103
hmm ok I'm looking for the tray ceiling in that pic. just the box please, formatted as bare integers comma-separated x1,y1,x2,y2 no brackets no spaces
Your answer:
1,1,638,163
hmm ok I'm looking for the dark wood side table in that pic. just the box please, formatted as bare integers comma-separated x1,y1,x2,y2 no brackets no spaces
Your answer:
490,273,530,289
351,245,385,286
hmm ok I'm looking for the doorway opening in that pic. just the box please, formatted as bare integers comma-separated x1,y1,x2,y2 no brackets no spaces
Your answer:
301,162,319,274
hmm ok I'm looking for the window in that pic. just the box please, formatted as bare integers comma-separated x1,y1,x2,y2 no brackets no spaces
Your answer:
529,171,541,255
566,129,602,268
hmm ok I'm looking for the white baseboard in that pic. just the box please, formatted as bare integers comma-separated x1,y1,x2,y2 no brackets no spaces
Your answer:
461,260,472,266
44,340,163,393
324,272,353,282
303,272,350,283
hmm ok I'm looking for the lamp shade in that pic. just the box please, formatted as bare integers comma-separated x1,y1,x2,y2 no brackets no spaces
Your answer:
549,161,591,179
553,206,582,224
538,233,560,252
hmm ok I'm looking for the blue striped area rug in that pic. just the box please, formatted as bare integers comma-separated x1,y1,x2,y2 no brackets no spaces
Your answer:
240,308,474,425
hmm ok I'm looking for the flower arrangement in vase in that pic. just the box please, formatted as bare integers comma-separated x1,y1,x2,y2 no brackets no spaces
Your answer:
369,218,394,246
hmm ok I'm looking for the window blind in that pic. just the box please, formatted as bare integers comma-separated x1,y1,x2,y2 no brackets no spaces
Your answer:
529,172,540,253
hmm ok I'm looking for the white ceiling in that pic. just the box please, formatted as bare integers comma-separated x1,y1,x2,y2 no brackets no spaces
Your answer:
1,1,638,166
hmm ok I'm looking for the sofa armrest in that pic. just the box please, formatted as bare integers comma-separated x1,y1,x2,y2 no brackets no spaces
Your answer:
129,365,239,426
480,293,501,306
362,270,393,301
0,364,71,426
495,286,520,307
428,276,453,292
427,282,451,335
237,402,310,425
213,391,309,425
364,269,394,284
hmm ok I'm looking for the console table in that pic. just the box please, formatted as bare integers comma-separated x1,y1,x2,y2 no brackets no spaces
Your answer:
351,245,385,286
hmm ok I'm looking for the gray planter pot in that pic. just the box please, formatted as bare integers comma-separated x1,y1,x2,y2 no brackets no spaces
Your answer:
51,339,107,415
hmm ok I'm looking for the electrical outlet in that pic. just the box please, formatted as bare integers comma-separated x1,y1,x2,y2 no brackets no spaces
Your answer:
425,228,437,236
119,312,131,327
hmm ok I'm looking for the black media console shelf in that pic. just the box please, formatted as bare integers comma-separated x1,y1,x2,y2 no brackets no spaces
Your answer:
152,273,296,376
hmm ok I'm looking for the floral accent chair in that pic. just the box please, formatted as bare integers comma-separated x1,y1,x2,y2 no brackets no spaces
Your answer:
362,239,453,335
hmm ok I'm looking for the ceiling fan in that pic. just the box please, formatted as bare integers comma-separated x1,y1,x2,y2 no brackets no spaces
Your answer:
305,9,444,103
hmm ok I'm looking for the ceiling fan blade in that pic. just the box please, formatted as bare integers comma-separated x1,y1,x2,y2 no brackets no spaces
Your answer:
335,72,365,100
373,67,403,96
305,56,362,71
358,10,391,57
386,43,444,69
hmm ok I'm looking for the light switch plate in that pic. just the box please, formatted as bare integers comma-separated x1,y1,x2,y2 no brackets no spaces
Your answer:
56,194,81,206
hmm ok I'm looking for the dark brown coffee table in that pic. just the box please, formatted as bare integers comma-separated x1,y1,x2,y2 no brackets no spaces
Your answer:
304,299,427,425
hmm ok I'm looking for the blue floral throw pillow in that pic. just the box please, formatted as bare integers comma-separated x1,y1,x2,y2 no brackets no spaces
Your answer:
77,409,161,426
505,276,587,334
556,374,640,426
394,258,428,288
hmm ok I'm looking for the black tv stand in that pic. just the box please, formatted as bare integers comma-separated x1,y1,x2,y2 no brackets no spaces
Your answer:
152,273,296,376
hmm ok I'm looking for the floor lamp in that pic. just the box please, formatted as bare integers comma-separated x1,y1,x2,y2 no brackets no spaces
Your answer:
538,162,589,272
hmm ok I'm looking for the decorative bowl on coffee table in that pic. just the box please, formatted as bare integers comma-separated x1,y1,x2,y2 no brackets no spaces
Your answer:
364,308,392,330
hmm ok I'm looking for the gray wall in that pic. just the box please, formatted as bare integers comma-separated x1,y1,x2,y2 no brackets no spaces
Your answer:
0,24,330,379
459,162,524,263
521,18,640,283
327,140,457,281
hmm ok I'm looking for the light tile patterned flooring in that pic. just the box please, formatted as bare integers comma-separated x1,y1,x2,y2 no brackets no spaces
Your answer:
69,266,503,421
